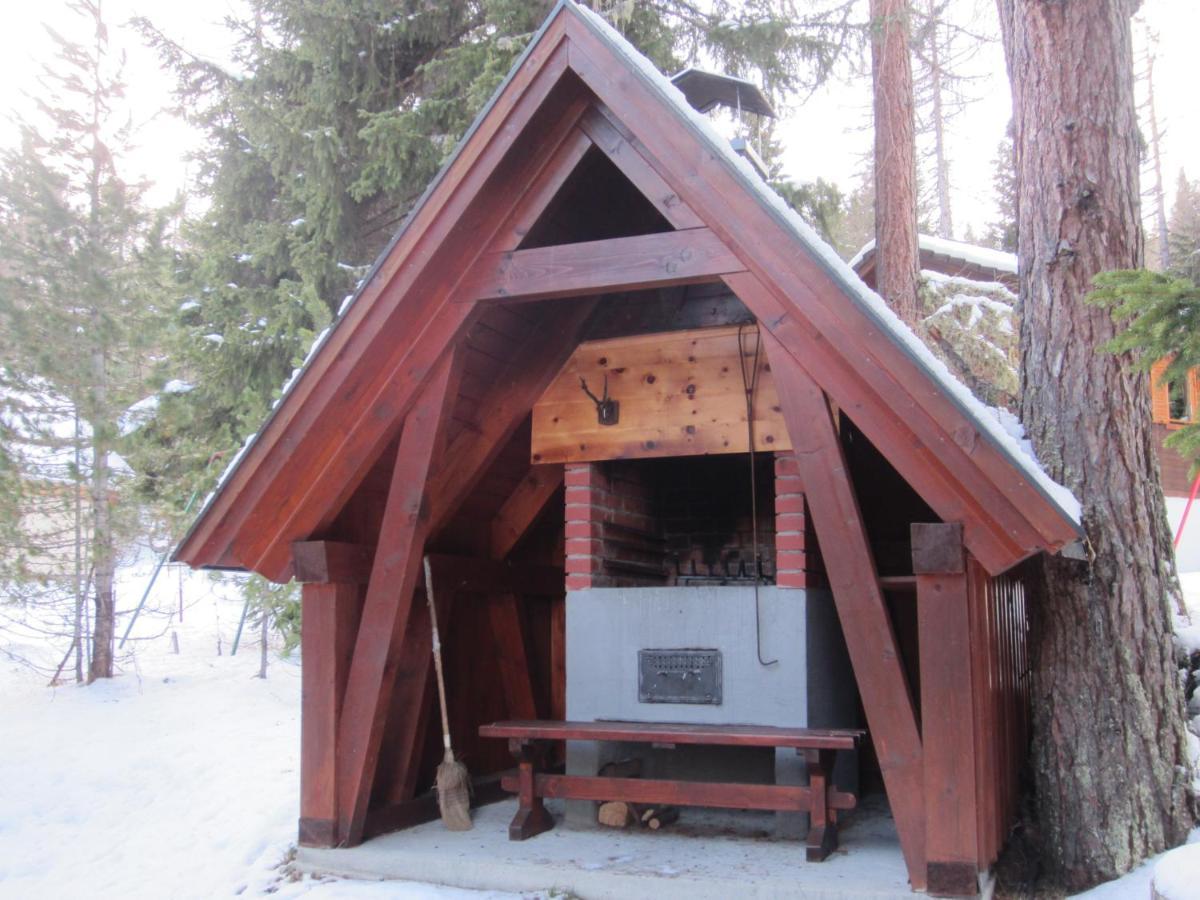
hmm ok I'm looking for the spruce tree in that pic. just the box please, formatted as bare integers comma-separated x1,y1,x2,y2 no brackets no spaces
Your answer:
1168,171,1200,284
983,124,1017,253
0,0,171,680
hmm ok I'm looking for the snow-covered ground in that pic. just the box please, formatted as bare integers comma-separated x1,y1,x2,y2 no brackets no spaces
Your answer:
2,548,1200,898
0,555,533,900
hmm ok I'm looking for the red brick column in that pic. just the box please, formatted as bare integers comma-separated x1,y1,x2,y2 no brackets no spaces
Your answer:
774,452,824,588
564,463,605,591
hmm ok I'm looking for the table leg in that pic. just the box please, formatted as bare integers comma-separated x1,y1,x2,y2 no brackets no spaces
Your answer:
805,748,839,861
508,739,553,841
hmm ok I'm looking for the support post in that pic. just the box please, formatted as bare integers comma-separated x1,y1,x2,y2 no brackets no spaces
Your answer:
297,565,365,847
913,522,980,897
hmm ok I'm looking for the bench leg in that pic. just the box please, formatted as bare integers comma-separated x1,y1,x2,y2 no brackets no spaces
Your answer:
805,748,839,862
508,739,553,841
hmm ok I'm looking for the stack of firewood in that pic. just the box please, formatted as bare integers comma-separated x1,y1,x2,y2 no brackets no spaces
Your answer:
595,758,679,831
598,800,680,830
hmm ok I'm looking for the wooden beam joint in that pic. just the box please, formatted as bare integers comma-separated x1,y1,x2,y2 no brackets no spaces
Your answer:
911,523,965,576
293,541,373,584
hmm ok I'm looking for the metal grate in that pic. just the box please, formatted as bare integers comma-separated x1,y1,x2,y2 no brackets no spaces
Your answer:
638,649,722,705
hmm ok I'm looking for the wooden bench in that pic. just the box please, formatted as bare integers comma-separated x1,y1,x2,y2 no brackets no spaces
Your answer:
479,719,864,861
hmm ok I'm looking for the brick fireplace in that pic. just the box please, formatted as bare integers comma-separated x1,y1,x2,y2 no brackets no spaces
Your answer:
562,451,851,835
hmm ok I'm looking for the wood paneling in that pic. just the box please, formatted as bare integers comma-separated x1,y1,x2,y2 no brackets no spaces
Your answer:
531,325,789,464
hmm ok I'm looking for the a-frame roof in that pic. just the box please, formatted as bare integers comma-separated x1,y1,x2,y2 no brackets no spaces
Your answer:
174,0,1081,583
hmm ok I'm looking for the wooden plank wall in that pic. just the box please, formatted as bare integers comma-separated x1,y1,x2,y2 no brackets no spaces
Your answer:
968,559,1031,869
532,325,790,464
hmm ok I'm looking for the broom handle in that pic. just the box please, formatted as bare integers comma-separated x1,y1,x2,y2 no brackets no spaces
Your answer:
423,556,454,753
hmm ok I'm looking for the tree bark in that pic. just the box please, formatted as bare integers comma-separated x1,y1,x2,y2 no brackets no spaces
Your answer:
870,0,921,325
997,0,1193,889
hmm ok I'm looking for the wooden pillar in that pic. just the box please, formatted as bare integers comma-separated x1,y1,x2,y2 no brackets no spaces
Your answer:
294,541,370,847
913,522,980,897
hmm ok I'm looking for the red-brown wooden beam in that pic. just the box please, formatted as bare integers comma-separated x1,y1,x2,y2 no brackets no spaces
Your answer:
423,303,596,537
577,105,704,230
297,578,363,848
457,228,745,304
335,352,462,847
489,127,594,253
913,522,981,897
292,541,373,585
491,464,564,560
764,330,928,890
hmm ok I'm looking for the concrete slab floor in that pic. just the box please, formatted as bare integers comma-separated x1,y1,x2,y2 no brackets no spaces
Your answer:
296,795,915,899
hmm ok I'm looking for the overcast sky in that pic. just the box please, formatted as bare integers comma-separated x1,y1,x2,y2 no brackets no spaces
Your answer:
1,0,1195,244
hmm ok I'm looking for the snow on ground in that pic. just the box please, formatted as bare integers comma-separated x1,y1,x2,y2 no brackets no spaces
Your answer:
0,554,537,900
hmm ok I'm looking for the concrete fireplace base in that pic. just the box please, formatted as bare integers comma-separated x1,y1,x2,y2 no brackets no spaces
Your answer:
564,586,857,837
295,795,916,899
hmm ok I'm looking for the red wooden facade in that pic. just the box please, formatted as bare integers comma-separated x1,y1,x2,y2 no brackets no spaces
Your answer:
175,3,1084,895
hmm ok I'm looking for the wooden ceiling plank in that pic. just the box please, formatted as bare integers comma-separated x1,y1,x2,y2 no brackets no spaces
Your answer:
763,330,928,890
335,350,462,847
460,228,744,304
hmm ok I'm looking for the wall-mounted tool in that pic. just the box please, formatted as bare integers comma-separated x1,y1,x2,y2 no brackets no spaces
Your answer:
580,374,619,426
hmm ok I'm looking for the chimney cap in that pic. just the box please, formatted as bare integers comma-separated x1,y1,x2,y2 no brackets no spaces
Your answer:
670,68,775,119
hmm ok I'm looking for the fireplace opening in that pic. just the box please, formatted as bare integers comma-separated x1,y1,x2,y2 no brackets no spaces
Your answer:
568,453,777,588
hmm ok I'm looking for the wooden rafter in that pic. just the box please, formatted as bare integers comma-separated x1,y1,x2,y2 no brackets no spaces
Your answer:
489,126,594,253
763,329,928,889
335,352,462,847
458,228,744,304
577,105,703,230
491,464,565,560
424,303,596,538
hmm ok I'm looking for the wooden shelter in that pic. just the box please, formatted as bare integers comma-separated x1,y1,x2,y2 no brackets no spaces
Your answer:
175,3,1084,895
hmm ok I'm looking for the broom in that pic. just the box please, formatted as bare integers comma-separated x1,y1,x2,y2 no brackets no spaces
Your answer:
423,555,473,831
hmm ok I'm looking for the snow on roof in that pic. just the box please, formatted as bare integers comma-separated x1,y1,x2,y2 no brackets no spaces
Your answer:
572,3,1078,526
849,234,1018,275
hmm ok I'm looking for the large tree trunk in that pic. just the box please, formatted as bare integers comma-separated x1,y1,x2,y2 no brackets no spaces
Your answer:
997,0,1193,889
869,0,920,324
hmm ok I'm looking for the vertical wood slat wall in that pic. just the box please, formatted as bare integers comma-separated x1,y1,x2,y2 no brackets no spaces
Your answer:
968,559,1030,869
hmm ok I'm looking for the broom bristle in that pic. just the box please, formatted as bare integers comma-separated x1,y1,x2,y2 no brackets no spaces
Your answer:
436,750,473,831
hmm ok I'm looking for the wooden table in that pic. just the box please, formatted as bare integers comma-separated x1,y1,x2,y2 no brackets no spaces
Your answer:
480,719,864,861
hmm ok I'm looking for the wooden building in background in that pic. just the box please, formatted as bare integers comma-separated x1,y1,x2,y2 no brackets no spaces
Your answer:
175,2,1084,895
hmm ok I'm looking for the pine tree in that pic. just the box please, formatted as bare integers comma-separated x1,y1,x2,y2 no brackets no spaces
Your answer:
1168,171,1200,284
983,124,1017,253
0,0,172,681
